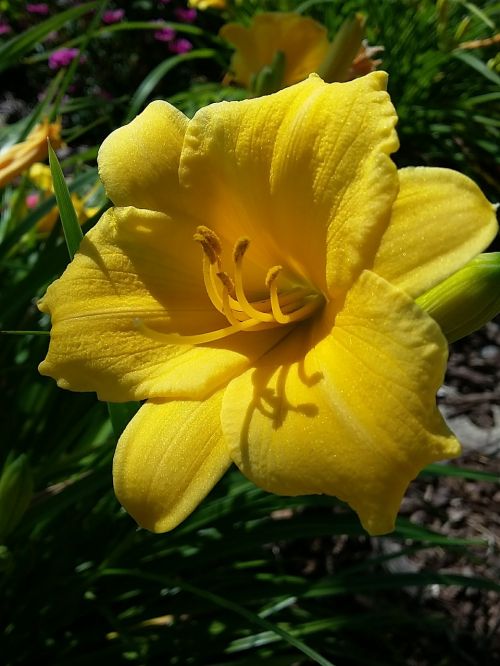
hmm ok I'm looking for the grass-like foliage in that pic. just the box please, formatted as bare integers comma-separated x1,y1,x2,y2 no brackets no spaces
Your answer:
1,1,499,664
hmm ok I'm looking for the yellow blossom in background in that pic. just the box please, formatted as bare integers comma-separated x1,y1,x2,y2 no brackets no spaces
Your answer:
27,162,100,233
220,12,329,89
0,119,62,188
189,0,226,9
38,74,498,536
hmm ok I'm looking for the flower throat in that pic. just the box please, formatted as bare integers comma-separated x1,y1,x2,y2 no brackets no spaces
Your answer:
136,225,324,345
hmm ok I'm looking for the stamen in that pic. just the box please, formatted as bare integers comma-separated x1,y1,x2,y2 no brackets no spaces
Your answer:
266,265,289,325
134,317,276,346
233,237,274,323
194,227,225,314
217,272,244,327
267,265,323,324
137,224,324,348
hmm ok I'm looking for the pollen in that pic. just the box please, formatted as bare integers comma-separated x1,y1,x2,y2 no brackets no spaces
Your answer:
138,225,325,346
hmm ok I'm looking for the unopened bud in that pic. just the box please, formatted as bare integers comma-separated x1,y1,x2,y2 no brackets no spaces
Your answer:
251,50,286,96
416,253,500,343
316,13,366,83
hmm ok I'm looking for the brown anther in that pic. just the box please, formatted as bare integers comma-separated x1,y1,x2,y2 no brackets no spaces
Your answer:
265,265,282,288
196,225,222,254
193,234,218,264
216,271,236,298
233,237,250,263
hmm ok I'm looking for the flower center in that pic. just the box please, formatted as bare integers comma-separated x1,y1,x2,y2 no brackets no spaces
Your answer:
136,225,324,345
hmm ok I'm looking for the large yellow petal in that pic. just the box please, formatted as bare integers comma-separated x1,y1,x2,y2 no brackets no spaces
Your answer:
373,167,498,297
180,73,399,299
97,100,188,215
220,13,329,88
222,270,460,535
113,392,230,532
39,207,288,402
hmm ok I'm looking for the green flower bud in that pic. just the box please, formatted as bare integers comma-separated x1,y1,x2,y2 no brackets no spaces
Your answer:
416,253,500,343
251,50,286,97
0,454,34,540
317,13,365,83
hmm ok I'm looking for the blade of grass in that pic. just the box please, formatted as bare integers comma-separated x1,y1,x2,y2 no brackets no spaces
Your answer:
47,142,82,259
453,51,500,86
125,49,217,122
423,462,500,483
101,568,336,666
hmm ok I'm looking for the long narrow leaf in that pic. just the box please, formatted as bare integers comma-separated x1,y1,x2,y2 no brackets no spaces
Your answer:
101,568,336,666
47,142,82,260
453,51,500,86
125,49,217,122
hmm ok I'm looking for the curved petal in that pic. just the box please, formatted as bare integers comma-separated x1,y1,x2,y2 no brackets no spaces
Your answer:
113,392,230,532
373,167,498,297
180,73,399,298
39,207,288,402
98,100,188,215
220,13,329,88
222,270,460,535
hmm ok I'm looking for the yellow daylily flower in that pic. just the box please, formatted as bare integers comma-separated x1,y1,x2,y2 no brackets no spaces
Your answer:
38,73,498,536
0,119,62,188
27,163,100,233
220,12,330,89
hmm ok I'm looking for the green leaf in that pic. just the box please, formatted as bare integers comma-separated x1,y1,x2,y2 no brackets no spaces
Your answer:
47,142,82,260
125,49,217,122
423,462,500,483
107,402,140,440
453,51,500,87
101,568,337,666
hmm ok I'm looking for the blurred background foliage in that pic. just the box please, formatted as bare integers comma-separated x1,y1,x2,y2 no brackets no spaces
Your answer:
1,1,499,664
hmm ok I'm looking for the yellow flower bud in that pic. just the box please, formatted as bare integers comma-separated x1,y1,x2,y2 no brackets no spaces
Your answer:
416,253,500,343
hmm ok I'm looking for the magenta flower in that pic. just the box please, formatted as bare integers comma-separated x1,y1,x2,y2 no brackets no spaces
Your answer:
102,9,125,24
174,7,197,23
154,26,176,42
26,193,40,209
26,3,49,15
48,48,80,70
0,21,12,35
169,37,193,54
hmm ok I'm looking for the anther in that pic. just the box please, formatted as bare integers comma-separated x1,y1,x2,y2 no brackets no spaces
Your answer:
193,226,222,265
216,271,236,298
233,237,250,263
265,265,282,288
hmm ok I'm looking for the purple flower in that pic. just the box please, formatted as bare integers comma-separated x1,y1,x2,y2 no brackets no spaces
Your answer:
154,26,175,42
26,3,49,15
48,47,80,70
102,9,125,24
26,193,40,209
0,21,12,35
174,7,197,23
169,38,193,54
